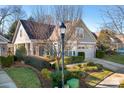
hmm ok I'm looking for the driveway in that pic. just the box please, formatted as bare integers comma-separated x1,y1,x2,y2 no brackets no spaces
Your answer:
0,66,17,88
87,58,124,72
88,58,124,88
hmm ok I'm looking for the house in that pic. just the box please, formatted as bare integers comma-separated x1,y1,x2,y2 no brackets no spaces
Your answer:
95,30,123,50
0,34,9,56
12,19,96,59
50,19,96,59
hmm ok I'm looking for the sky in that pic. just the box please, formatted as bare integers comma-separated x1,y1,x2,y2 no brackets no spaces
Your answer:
22,5,110,32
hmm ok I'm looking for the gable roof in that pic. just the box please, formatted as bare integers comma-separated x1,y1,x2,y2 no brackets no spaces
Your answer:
20,20,55,40
66,19,97,42
50,19,96,42
12,20,55,43
0,34,9,43
98,29,122,43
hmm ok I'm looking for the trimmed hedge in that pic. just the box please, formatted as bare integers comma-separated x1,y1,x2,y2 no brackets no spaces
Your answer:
60,56,85,65
24,56,51,71
96,50,105,58
0,56,14,67
78,52,85,57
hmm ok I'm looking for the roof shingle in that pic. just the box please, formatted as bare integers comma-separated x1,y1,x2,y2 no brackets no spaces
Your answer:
20,20,55,40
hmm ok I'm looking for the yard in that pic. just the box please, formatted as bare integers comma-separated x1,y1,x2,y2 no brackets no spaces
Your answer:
85,70,112,87
103,54,124,65
66,62,113,87
4,67,41,88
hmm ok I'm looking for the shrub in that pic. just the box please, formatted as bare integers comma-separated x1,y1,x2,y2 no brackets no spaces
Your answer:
96,63,103,70
71,71,87,79
60,56,85,65
41,68,52,80
51,70,73,87
0,56,14,67
24,56,51,71
96,50,105,58
86,62,96,66
71,56,84,63
78,52,85,59
64,56,72,64
15,46,27,61
50,70,86,87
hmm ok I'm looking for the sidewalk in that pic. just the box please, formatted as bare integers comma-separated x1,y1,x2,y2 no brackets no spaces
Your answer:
0,66,17,88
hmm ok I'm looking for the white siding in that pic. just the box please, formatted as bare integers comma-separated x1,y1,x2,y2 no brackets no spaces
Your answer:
14,24,31,44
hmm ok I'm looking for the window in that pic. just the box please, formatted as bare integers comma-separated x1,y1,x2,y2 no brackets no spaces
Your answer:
64,51,68,56
20,30,22,37
73,51,75,56
69,51,72,56
76,27,84,39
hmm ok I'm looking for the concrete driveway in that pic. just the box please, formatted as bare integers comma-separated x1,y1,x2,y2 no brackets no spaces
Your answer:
87,58,124,72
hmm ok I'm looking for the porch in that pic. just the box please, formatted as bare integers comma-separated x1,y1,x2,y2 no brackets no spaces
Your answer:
14,42,54,57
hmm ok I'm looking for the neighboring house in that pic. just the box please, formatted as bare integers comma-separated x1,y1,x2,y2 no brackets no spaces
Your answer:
0,34,9,56
95,30,123,50
116,34,124,47
12,19,96,59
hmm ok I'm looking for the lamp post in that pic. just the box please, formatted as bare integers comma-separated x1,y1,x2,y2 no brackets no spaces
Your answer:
60,22,66,88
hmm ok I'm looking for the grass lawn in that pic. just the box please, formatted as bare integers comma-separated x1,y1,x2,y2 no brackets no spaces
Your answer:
103,54,124,65
4,67,41,88
85,69,113,87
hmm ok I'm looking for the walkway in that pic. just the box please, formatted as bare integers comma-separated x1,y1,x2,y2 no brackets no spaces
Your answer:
88,58,124,88
0,66,17,88
96,73,124,88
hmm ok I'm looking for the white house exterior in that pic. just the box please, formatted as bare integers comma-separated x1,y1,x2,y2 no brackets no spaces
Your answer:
0,34,9,56
12,19,96,59
50,20,96,59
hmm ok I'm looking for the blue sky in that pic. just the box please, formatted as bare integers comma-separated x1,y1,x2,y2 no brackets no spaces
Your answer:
22,5,109,32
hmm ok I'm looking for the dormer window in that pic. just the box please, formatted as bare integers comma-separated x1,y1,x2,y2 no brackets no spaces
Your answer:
20,30,22,37
76,27,84,39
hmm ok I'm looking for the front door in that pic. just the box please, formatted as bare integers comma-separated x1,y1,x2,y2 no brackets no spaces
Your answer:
39,46,44,56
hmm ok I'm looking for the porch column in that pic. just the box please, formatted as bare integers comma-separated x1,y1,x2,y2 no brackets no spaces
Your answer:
25,43,28,56
14,44,16,55
36,46,39,56
30,43,33,55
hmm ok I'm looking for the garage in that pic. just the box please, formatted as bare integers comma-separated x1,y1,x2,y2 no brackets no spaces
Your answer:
77,44,96,59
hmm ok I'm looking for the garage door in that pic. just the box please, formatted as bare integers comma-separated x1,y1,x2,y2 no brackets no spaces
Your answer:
78,47,95,59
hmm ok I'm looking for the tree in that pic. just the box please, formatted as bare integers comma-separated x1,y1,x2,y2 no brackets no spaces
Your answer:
97,29,111,49
102,6,124,34
0,6,26,34
31,6,54,24
5,21,18,40
30,5,83,71
53,5,83,22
